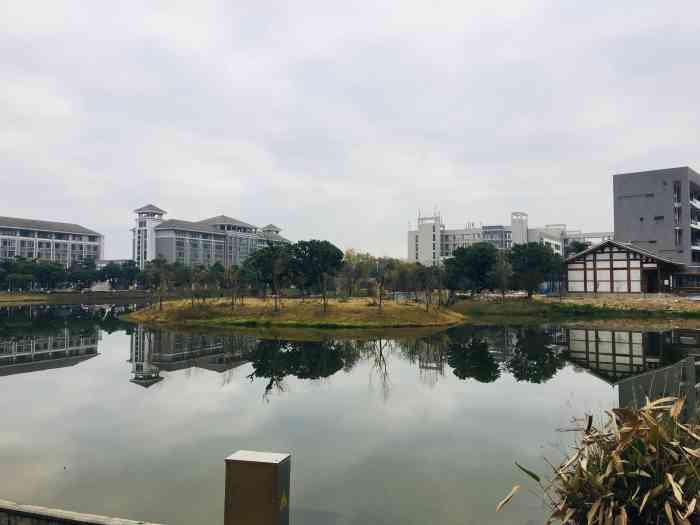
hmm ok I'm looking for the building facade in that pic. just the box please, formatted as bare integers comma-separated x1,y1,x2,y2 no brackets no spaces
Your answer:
614,166,700,267
563,166,700,294
566,239,681,294
408,211,610,266
0,216,102,268
131,205,289,270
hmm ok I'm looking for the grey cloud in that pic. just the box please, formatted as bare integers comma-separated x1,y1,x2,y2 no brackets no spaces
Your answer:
2,0,700,257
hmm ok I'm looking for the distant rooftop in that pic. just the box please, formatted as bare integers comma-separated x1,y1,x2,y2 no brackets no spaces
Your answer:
259,231,289,243
196,215,258,230
0,216,101,236
613,166,695,177
155,219,224,235
262,224,282,231
135,204,167,214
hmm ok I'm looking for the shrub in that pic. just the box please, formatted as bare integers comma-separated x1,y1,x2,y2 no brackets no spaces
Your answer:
498,397,700,524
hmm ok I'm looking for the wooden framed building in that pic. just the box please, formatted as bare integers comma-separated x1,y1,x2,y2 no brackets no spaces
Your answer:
566,240,682,294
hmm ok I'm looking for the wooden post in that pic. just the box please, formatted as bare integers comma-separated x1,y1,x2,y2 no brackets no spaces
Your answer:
225,450,291,525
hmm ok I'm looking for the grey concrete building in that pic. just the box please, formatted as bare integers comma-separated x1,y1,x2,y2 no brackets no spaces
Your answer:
0,216,102,268
614,166,700,287
131,205,289,270
614,167,700,264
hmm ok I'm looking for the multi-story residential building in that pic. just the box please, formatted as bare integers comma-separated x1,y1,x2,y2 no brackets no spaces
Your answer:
408,212,610,266
131,205,289,270
0,216,102,268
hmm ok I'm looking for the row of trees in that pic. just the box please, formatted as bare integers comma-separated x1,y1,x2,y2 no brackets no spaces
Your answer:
3,238,567,303
0,258,140,292
444,241,564,299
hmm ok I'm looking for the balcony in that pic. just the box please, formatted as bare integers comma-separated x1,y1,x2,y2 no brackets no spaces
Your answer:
692,220,700,230
691,196,700,209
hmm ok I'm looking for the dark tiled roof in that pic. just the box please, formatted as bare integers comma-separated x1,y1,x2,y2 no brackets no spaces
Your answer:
135,204,167,214
196,215,258,230
0,216,101,236
155,219,226,235
566,239,682,266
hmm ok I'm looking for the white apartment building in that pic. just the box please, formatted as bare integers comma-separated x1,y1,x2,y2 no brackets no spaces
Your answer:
132,204,289,270
0,216,103,268
407,211,612,266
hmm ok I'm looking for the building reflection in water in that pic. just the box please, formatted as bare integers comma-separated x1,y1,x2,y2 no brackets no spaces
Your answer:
129,325,256,387
0,327,100,377
566,328,700,420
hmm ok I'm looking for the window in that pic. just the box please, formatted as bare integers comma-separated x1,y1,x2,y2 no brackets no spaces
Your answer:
674,207,682,226
675,229,683,246
674,181,682,203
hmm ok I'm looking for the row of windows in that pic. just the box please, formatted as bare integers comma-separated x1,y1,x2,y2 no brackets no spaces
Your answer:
0,230,99,242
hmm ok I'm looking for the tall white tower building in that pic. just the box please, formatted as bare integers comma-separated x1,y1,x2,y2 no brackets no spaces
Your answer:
132,204,166,270
510,212,529,245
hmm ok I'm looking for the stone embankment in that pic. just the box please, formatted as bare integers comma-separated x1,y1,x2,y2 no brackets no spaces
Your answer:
0,499,163,525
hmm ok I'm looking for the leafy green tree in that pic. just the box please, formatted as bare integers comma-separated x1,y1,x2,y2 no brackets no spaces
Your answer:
7,273,32,291
494,250,512,299
293,240,344,311
445,242,498,295
244,244,293,311
510,243,562,298
32,262,66,289
566,240,589,257
223,265,241,309
339,249,375,297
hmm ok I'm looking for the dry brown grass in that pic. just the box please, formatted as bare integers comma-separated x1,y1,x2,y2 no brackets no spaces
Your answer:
539,294,700,315
126,297,465,329
499,398,700,524
0,293,47,305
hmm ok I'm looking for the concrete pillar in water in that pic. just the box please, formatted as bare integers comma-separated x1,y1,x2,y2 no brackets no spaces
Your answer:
224,450,291,525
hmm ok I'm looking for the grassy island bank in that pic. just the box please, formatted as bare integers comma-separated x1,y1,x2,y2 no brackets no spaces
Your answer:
0,293,47,305
126,297,465,330
452,294,700,322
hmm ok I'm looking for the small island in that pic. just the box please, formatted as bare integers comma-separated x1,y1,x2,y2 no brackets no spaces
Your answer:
126,297,465,330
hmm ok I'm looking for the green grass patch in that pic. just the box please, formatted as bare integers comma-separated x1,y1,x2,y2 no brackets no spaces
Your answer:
451,298,700,320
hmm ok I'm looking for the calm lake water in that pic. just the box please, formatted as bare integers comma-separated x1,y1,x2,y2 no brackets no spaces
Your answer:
1,305,698,524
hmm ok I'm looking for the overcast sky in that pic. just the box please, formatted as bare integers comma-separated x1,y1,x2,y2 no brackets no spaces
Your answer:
3,1,700,259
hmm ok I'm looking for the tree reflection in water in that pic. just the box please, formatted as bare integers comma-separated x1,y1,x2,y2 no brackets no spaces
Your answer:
244,326,568,399
447,335,500,383
247,338,358,400
504,327,566,384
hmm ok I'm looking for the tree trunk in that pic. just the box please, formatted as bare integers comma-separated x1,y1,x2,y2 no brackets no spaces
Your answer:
321,274,328,312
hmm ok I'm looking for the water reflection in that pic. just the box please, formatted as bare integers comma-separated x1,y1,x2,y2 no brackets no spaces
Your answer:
2,305,699,410
0,305,117,377
3,305,700,525
566,328,699,418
